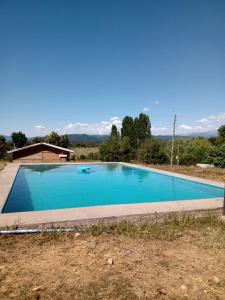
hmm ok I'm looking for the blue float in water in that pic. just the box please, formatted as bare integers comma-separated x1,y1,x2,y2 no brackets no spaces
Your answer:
78,166,91,173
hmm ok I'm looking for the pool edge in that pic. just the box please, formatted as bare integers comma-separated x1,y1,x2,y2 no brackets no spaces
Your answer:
0,162,224,227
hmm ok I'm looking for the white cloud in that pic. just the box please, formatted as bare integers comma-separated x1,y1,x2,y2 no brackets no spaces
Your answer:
179,125,193,131
35,125,46,129
151,126,171,135
142,107,150,113
110,116,119,121
154,101,160,105
197,112,225,124
54,117,122,135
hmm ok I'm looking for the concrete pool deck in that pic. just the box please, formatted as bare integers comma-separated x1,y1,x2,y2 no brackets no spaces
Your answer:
0,162,224,227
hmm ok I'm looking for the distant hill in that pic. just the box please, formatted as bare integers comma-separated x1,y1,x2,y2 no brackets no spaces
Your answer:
67,134,108,144
155,135,185,141
2,130,217,144
185,130,217,138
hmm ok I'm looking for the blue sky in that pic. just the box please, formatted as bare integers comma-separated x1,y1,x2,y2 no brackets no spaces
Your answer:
0,0,225,136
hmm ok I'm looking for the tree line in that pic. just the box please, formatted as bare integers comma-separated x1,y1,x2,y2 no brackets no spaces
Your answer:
0,131,70,160
99,114,225,168
1,117,225,167
99,113,167,163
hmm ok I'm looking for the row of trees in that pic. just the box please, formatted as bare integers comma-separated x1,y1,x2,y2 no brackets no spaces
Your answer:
99,114,225,168
0,131,70,159
1,119,225,167
99,113,165,162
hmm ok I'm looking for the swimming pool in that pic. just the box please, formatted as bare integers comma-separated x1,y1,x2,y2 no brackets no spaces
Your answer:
2,163,224,213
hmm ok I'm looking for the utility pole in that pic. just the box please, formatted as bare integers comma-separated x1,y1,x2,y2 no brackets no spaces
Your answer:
170,114,176,166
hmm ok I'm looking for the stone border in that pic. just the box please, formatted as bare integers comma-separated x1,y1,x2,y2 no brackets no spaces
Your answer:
0,164,20,213
121,162,224,188
0,162,223,227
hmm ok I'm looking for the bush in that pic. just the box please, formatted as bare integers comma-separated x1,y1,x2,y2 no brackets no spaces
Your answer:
87,152,99,160
164,137,212,166
79,154,87,160
206,144,225,168
119,137,134,162
136,138,168,164
70,153,76,161
99,138,120,162
179,153,198,166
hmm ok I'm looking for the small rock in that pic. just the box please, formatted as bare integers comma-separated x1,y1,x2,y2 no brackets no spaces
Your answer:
213,276,220,284
107,258,114,265
180,284,187,291
75,232,80,238
157,288,167,295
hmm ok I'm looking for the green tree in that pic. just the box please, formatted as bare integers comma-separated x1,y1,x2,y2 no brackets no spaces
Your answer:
119,136,133,162
216,125,225,145
121,116,136,148
136,138,167,164
99,125,120,161
32,136,44,144
110,125,119,140
0,135,7,159
134,113,151,146
44,132,61,146
218,125,225,139
59,135,69,148
164,137,212,166
207,143,225,168
11,131,27,148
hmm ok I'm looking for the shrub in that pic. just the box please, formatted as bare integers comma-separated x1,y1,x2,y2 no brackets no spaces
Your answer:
70,153,76,161
206,144,225,168
137,138,168,164
119,137,134,162
79,154,87,160
87,152,99,160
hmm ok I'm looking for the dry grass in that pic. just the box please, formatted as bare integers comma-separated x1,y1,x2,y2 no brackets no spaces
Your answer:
1,215,225,299
136,163,225,183
70,146,99,158
0,161,6,172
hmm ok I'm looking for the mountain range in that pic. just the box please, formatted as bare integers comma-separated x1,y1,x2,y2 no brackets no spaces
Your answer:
2,130,217,144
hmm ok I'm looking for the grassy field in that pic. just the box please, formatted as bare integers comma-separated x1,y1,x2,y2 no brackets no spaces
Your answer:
69,146,99,159
136,163,225,183
1,214,225,299
1,162,225,299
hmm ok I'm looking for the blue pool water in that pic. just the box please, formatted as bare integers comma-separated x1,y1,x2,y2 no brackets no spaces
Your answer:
2,164,224,213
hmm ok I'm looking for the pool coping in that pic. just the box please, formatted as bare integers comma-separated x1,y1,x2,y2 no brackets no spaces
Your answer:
0,162,224,227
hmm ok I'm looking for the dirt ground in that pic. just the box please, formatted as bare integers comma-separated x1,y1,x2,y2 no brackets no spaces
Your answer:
1,215,225,300
0,161,6,172
136,163,225,183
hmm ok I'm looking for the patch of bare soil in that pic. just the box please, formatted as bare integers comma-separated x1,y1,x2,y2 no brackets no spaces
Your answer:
135,163,225,183
0,161,6,172
1,216,225,299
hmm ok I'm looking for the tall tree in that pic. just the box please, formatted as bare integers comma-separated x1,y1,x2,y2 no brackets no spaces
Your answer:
99,125,120,161
32,136,44,144
134,113,151,146
119,136,133,162
44,132,61,146
218,125,225,138
11,131,27,148
121,116,136,148
110,125,119,140
59,134,69,148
